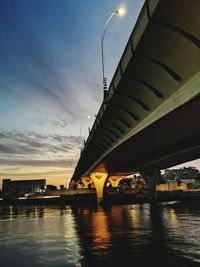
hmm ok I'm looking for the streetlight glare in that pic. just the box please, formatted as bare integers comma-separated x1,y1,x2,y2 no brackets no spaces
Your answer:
115,6,126,16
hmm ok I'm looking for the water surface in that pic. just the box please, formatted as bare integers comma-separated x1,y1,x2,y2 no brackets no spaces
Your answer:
0,201,199,266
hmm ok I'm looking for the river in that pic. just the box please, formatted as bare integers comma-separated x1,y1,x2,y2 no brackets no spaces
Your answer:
0,200,199,267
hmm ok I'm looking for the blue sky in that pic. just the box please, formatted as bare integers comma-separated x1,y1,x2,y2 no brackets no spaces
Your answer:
0,0,199,187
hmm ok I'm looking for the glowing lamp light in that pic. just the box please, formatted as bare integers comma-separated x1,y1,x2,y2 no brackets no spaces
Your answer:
115,7,126,16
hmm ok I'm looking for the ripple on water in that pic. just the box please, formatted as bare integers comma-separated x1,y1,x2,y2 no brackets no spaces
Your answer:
0,203,200,266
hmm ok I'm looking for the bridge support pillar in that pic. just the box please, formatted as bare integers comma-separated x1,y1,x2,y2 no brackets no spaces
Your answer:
90,163,108,204
90,163,109,204
81,176,92,188
90,172,108,204
140,169,161,201
108,176,121,187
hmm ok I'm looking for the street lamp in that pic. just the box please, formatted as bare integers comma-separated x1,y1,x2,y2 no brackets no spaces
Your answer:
101,6,126,98
79,115,91,138
78,114,93,152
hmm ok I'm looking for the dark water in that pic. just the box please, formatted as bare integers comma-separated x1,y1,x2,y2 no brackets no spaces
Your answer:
0,201,200,267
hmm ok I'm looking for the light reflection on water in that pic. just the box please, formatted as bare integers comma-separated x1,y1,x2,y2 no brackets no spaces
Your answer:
0,201,199,267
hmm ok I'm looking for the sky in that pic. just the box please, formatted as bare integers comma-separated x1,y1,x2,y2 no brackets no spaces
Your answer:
0,0,199,189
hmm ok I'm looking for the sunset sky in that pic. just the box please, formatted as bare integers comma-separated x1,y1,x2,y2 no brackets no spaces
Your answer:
0,0,199,188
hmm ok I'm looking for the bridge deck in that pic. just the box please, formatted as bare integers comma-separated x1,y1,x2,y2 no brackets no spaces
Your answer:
72,0,200,181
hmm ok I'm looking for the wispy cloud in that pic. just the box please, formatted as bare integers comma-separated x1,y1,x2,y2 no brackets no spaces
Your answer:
0,159,71,168
0,130,81,156
0,129,82,180
0,143,39,155
52,116,70,128
0,169,68,177
0,0,100,121
0,130,81,184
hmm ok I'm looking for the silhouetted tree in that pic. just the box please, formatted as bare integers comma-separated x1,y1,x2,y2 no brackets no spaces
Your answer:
60,185,64,191
46,185,58,190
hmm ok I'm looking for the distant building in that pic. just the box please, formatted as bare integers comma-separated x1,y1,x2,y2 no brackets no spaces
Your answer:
2,179,46,198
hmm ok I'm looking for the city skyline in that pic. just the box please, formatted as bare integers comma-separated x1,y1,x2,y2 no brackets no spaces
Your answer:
0,0,199,188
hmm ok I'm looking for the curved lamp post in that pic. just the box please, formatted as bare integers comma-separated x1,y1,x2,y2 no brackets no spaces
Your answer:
67,114,92,187
79,114,94,153
101,6,126,98
79,115,91,138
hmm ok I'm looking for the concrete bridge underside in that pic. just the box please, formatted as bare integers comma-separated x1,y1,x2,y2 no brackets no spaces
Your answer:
71,0,200,200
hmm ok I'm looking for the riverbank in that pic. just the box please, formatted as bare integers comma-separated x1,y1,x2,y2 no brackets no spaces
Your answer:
0,190,200,206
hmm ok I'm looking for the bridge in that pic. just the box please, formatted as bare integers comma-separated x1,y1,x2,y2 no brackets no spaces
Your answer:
71,0,200,203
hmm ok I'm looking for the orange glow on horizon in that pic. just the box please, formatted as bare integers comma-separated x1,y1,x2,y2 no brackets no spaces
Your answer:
0,167,73,189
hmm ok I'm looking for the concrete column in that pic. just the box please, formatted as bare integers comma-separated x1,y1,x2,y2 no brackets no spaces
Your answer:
90,172,108,204
81,176,92,188
108,176,121,187
140,169,161,200
89,163,109,204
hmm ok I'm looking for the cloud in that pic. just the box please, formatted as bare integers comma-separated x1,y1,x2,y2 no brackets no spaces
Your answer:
52,116,70,128
0,143,39,155
0,169,68,177
0,130,80,182
0,144,18,154
0,1,91,119
0,130,81,156
0,159,70,168
0,0,103,142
